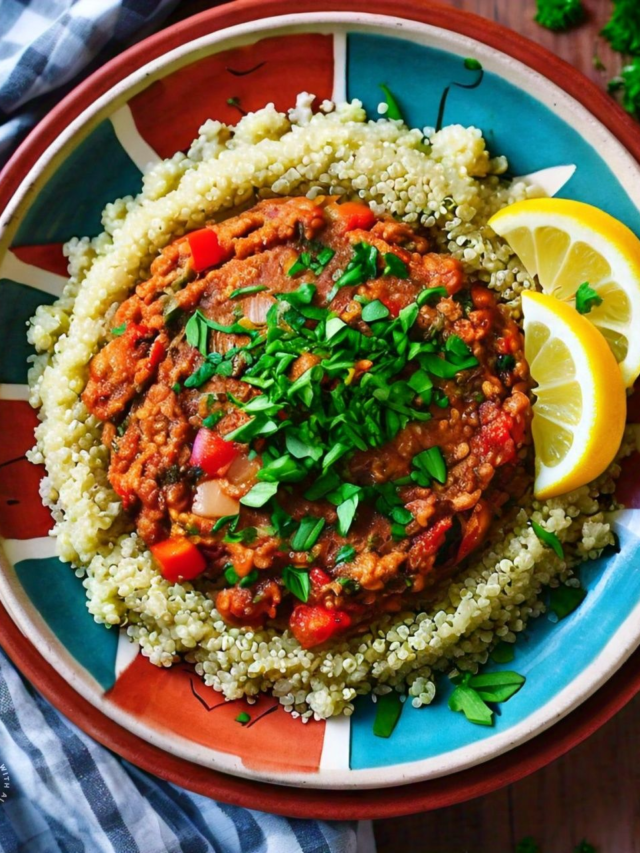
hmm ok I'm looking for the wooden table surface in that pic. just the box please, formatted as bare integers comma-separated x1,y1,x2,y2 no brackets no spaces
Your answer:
375,2,636,852
165,1,637,849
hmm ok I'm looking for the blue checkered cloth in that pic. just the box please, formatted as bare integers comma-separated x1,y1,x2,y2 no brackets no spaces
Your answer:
0,0,181,165
0,3,373,850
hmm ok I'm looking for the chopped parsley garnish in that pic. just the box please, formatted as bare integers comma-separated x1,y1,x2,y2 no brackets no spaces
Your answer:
490,641,515,664
463,57,482,71
335,544,356,565
448,670,526,726
372,691,403,738
239,569,259,588
549,583,587,619
382,252,409,278
240,481,279,508
534,0,585,31
224,564,240,585
328,241,379,300
202,410,224,428
416,286,448,306
181,274,482,539
575,282,603,314
496,353,516,372
413,447,447,485
229,284,269,299
530,520,564,558
379,83,404,122
282,565,311,602
288,245,335,278
172,382,182,394
235,712,251,725
212,514,239,534
111,323,126,336
361,300,390,323
291,516,326,551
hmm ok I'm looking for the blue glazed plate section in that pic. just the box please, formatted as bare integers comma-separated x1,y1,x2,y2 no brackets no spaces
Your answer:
346,33,640,234
12,119,143,247
350,520,640,768
13,557,119,691
0,282,55,384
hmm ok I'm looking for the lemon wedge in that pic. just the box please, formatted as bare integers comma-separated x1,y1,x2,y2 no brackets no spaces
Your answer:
522,291,626,499
490,198,640,387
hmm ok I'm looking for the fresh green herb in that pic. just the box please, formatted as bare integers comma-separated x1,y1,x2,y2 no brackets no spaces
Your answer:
535,0,585,31
516,838,541,853
549,584,587,619
185,310,209,355
235,711,251,725
212,514,239,534
464,57,482,71
223,526,257,545
328,242,378,300
239,569,259,588
496,353,516,372
111,323,126,337
240,482,279,508
372,691,403,737
468,671,526,703
601,0,640,55
288,246,335,278
202,410,224,429
414,447,447,485
291,516,326,551
575,282,603,314
337,577,360,593
224,565,240,585
230,284,269,299
448,680,494,726
610,58,640,119
172,382,182,394
335,544,356,565
416,286,448,307
282,565,311,602
185,524,199,536
116,418,129,437
593,55,606,72
491,641,515,664
361,300,390,323
382,252,409,278
574,842,597,853
530,520,564,559
379,83,404,122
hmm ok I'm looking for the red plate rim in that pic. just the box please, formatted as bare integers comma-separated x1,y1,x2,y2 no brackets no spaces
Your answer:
1,0,640,818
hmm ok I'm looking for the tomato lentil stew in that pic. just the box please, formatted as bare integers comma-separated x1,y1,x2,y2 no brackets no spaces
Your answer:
83,196,532,648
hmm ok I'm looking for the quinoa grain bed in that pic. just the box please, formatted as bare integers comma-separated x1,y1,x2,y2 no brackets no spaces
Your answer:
26,96,630,720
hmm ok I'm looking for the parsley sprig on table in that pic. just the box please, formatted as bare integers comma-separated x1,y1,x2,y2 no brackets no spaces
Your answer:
182,242,479,538
534,0,585,32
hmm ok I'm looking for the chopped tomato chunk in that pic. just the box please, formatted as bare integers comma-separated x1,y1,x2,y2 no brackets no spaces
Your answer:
148,339,165,369
187,228,229,272
330,201,376,233
473,406,517,467
310,567,332,587
412,517,453,561
190,429,239,477
379,294,403,317
289,605,352,648
150,537,206,583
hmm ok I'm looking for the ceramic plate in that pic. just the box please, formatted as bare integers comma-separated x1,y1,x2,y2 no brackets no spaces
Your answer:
1,0,640,798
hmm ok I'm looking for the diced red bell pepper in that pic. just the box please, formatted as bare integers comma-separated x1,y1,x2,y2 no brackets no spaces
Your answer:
289,605,352,648
331,201,376,233
310,567,332,587
412,517,453,561
456,500,492,563
147,339,165,369
473,406,517,467
187,228,229,272
150,537,206,583
190,428,239,477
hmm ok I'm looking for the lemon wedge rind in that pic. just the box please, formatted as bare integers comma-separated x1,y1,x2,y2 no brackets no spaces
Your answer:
522,290,626,500
490,198,640,388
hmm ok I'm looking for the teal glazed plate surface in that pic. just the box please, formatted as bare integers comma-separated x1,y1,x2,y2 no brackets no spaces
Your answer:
1,0,640,805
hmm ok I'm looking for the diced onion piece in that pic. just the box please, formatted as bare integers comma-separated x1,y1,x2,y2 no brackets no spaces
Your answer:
225,453,261,488
192,480,240,518
244,293,274,325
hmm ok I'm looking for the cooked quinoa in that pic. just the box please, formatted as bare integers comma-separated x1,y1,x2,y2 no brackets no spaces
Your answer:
26,95,629,720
